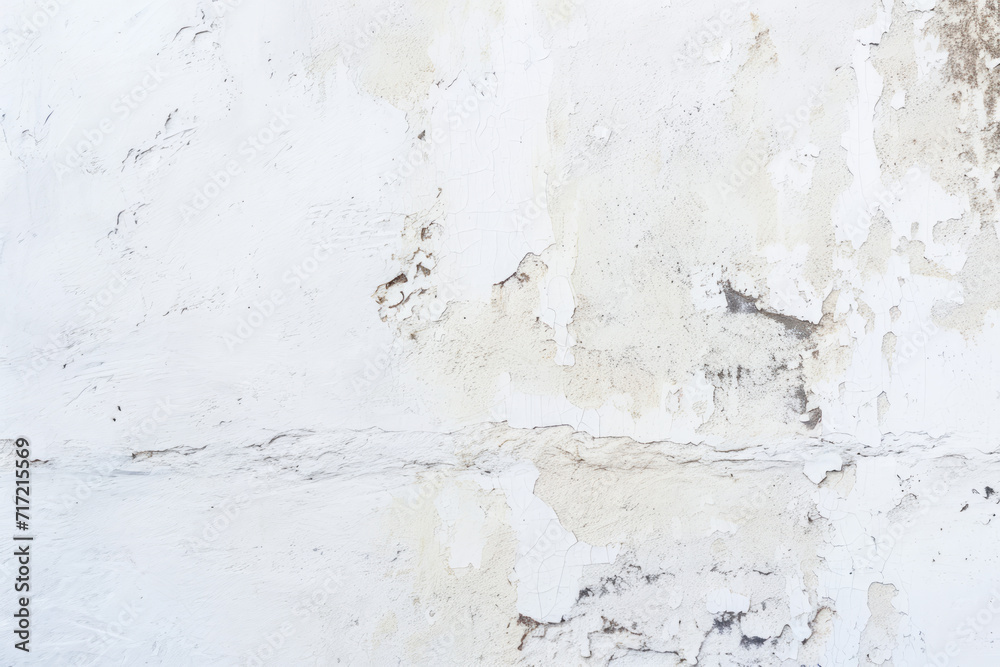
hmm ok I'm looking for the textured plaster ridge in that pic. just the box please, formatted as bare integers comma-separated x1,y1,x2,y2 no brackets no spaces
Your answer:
5,0,1000,663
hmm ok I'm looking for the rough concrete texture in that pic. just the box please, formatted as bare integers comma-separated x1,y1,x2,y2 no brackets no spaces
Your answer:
2,0,1000,664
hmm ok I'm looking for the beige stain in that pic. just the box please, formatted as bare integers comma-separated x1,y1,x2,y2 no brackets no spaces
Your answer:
858,582,901,665
357,0,1000,443
366,5,879,440
874,0,1000,338
382,468,519,663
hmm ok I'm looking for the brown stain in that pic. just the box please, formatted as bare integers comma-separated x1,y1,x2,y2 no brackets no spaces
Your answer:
873,5,967,195
870,0,1000,338
933,0,1000,210
372,208,446,324
935,0,1000,97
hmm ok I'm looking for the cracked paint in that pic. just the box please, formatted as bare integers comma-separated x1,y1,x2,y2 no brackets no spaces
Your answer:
5,0,1000,664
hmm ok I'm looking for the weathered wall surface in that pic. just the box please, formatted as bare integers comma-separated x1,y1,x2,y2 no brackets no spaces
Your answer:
2,0,1000,664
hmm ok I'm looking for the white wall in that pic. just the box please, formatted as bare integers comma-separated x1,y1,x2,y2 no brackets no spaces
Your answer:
2,0,999,664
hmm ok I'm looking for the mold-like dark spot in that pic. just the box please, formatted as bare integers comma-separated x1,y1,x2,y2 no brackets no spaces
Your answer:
373,271,419,314
495,253,541,288
578,587,593,600
601,617,627,634
934,0,1000,90
793,385,808,413
598,574,625,596
383,273,407,288
763,310,819,337
722,281,817,337
516,614,540,651
802,407,823,429
723,282,759,314
986,486,995,498
418,130,425,140
599,616,642,636
713,612,741,632
497,270,530,287
740,635,768,648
